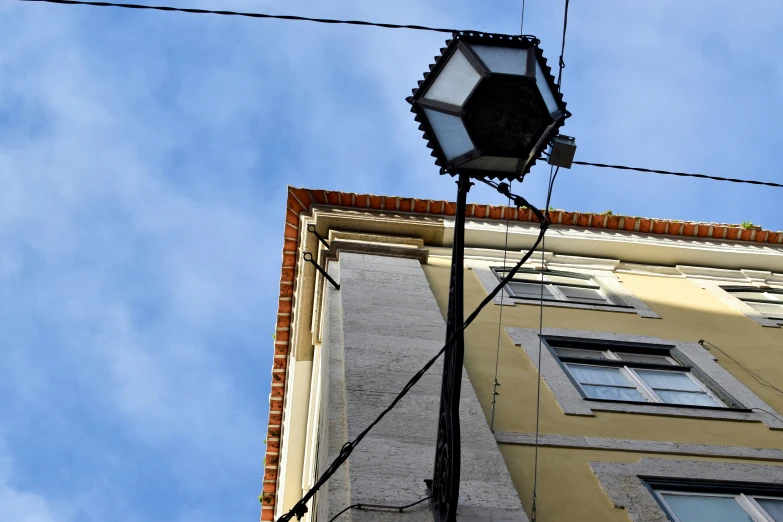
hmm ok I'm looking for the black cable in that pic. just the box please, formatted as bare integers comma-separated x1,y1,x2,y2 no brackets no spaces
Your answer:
572,160,783,189
545,166,561,212
490,185,513,433
278,208,550,522
699,340,783,395
557,0,569,88
475,178,548,224
328,496,431,522
327,504,358,522
752,407,783,424
520,0,525,34
530,164,559,522
18,0,462,33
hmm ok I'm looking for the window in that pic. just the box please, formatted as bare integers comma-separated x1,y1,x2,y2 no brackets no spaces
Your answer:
652,486,783,522
723,286,783,320
492,267,627,307
548,338,727,408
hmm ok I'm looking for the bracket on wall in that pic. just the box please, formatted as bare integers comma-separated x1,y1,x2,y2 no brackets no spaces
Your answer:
307,223,331,251
303,252,340,290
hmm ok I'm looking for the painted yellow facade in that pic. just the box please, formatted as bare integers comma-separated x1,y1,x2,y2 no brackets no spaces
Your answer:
423,263,783,520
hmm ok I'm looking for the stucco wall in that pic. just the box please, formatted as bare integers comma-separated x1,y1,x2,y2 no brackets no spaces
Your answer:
422,262,783,520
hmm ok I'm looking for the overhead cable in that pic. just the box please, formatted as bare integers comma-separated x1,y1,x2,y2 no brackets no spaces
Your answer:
699,340,783,395
531,165,560,522
19,0,463,33
520,0,526,34
278,201,551,521
489,186,513,433
556,0,570,88
328,496,431,522
572,160,783,189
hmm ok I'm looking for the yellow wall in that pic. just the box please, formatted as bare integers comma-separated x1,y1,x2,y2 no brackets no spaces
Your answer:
422,263,783,520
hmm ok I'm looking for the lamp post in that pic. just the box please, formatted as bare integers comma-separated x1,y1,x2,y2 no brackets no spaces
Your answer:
407,31,568,522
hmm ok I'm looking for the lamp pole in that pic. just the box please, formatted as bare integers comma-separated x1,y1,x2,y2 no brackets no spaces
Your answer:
431,174,472,522
408,32,570,522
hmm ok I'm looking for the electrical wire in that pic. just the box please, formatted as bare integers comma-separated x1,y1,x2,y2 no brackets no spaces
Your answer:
530,165,560,522
520,0,525,34
572,160,783,189
328,496,431,522
490,189,513,433
557,0,570,88
697,341,783,425
698,340,783,396
18,0,463,33
752,407,783,424
278,218,550,521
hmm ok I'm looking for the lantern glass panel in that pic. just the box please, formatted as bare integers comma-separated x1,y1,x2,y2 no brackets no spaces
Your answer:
423,48,481,107
471,45,528,75
461,156,518,173
423,108,474,160
534,61,560,115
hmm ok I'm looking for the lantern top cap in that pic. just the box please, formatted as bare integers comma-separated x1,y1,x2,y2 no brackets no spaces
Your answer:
449,31,541,47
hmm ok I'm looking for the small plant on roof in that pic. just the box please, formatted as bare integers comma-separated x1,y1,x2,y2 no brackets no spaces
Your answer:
601,210,613,215
741,220,756,230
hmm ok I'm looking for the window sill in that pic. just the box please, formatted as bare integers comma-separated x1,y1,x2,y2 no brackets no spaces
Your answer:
507,297,651,316
511,297,632,309
584,398,751,413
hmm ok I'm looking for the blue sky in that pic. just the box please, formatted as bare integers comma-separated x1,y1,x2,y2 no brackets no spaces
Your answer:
0,1,781,520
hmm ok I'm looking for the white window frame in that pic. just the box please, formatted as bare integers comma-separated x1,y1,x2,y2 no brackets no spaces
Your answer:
563,349,726,408
655,489,783,522
492,267,623,307
725,287,783,320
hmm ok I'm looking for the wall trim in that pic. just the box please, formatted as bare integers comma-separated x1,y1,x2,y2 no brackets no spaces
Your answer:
590,458,783,522
467,259,660,318
494,432,783,462
689,278,783,328
506,327,783,429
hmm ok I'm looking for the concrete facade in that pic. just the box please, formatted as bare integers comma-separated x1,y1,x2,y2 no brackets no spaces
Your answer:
314,252,526,521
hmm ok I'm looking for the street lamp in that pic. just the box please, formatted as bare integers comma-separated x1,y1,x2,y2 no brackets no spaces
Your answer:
407,31,568,522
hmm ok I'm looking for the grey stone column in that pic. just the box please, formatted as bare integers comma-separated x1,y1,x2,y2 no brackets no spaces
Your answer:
319,252,527,521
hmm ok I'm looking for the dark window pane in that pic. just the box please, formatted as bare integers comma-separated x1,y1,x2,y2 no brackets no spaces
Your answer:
635,370,702,391
758,498,783,521
731,290,771,300
656,390,720,407
661,494,752,522
614,352,676,366
508,271,546,283
508,282,555,299
553,347,608,360
566,364,632,386
747,301,783,316
582,385,645,402
557,285,608,304
546,273,591,285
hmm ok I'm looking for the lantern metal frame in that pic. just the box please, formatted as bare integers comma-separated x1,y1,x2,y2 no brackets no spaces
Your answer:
408,31,569,182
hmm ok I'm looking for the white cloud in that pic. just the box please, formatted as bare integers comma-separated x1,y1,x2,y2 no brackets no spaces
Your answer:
0,0,781,520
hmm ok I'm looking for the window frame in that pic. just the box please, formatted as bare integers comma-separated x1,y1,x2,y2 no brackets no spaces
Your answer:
646,479,783,522
547,337,733,410
491,266,631,308
722,285,783,321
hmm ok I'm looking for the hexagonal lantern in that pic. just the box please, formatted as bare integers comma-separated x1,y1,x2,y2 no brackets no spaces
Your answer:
407,31,568,181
